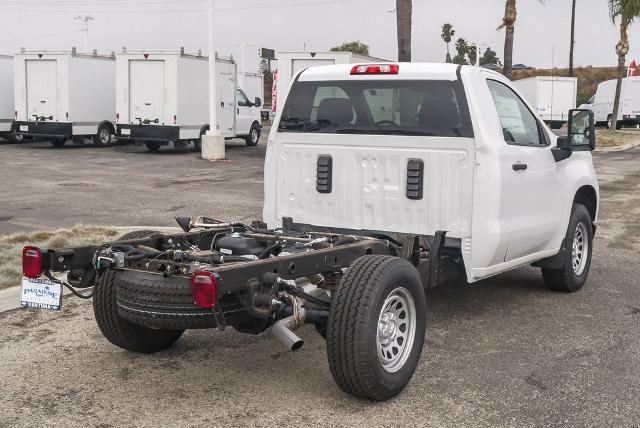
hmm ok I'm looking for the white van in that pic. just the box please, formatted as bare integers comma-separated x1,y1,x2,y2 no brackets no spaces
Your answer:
13,49,116,147
579,77,640,129
513,76,577,129
115,50,262,152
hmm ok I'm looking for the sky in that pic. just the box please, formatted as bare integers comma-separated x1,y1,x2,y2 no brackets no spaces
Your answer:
0,0,637,71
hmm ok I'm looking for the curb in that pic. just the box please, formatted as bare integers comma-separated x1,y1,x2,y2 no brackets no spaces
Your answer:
595,139,640,153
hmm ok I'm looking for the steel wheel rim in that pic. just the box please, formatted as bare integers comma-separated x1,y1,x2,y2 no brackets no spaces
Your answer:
376,287,416,373
251,128,258,143
572,222,588,276
100,128,110,143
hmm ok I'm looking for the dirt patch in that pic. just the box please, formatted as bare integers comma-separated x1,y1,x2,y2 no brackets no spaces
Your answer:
0,227,119,289
596,130,640,149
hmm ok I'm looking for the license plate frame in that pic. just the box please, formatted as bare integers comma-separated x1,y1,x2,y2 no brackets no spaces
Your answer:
19,125,28,132
20,277,62,311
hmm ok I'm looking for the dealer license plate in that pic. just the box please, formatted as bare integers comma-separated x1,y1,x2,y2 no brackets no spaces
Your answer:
20,277,62,310
19,125,28,132
121,128,131,136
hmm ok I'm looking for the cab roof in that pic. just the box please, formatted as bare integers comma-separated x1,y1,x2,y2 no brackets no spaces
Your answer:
297,62,480,82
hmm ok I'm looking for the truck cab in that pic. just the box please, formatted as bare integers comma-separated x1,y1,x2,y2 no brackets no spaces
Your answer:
264,63,599,286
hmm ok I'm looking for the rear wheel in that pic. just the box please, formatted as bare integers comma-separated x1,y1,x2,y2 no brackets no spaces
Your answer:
93,124,113,147
245,123,260,146
326,255,426,401
8,134,23,144
542,204,593,292
146,142,161,152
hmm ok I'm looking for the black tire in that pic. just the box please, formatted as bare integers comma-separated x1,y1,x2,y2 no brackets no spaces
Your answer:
146,142,161,152
244,123,260,146
542,204,594,292
93,229,184,353
8,134,23,144
93,124,113,147
93,269,184,353
326,255,427,401
50,138,67,147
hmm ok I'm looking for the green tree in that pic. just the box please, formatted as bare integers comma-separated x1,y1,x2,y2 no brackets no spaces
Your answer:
330,41,370,56
441,23,455,63
608,0,640,130
479,47,502,67
396,0,413,61
468,43,478,66
452,38,469,65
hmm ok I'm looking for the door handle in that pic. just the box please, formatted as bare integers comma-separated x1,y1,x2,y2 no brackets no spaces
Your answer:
512,163,528,171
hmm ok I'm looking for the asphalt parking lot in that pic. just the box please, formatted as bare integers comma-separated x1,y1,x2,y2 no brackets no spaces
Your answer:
0,138,639,427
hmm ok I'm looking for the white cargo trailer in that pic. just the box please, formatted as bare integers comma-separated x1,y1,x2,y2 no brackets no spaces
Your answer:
513,76,577,129
13,50,116,147
578,77,640,129
0,55,21,142
273,51,386,114
115,50,262,152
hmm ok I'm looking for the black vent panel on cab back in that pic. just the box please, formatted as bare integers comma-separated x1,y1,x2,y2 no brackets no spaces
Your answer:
316,155,333,193
406,159,424,200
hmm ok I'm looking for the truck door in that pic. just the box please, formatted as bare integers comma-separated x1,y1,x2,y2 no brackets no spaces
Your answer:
26,60,58,121
216,65,236,136
129,60,165,125
486,79,565,261
235,88,254,135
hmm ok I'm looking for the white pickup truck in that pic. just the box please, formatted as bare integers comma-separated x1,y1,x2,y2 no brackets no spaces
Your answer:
21,63,598,402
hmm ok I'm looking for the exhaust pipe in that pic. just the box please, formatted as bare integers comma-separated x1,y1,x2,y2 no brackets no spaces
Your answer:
272,307,306,351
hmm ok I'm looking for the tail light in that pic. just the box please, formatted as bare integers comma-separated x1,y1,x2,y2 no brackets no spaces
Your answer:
351,64,399,75
65,112,69,121
173,114,177,125
116,113,120,123
22,246,42,279
14,110,17,120
623,114,630,120
190,271,217,308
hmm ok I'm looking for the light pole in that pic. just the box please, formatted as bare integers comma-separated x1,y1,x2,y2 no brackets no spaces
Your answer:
474,43,489,67
75,15,94,53
202,0,225,160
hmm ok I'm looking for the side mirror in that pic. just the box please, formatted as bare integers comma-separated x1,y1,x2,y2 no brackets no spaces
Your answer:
568,108,596,151
552,136,572,162
254,97,262,108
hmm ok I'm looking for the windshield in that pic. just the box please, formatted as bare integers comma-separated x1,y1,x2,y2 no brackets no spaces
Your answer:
278,79,473,137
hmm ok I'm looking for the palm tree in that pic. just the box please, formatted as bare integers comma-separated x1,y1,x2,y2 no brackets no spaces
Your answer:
396,0,412,61
569,0,577,76
441,23,455,63
497,0,545,80
453,38,469,65
497,0,517,79
608,0,640,130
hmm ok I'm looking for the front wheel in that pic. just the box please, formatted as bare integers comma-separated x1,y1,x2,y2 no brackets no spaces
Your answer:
326,255,426,401
244,123,260,146
93,124,113,147
542,204,594,292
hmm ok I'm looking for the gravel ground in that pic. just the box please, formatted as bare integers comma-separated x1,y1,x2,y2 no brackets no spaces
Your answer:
0,140,639,427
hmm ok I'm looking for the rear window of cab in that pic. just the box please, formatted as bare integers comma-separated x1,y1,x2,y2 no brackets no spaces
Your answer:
278,80,474,138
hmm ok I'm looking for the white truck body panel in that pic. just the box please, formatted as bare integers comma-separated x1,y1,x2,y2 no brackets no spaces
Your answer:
274,51,386,113
265,63,599,283
14,52,116,136
582,77,640,123
513,76,577,123
116,52,258,140
0,55,13,133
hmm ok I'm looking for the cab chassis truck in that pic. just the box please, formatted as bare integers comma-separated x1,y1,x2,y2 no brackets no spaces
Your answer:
21,63,599,401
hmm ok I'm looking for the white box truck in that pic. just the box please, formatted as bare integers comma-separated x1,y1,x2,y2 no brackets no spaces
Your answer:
115,50,262,152
513,76,577,129
13,49,117,147
0,55,21,143
578,77,640,129
273,51,386,114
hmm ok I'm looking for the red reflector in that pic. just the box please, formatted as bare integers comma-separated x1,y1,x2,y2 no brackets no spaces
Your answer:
22,246,42,279
351,64,399,75
190,271,217,309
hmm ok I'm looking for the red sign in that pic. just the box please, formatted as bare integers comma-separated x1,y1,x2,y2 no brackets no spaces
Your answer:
628,60,637,77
